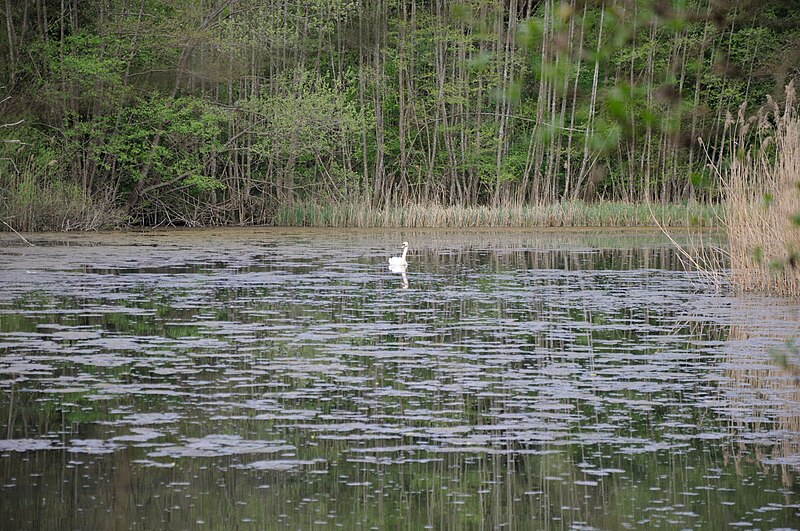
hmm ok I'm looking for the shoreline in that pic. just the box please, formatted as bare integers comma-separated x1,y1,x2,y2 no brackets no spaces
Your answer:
1,201,722,235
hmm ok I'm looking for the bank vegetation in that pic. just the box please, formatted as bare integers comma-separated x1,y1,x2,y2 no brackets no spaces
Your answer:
723,82,800,296
0,1,797,231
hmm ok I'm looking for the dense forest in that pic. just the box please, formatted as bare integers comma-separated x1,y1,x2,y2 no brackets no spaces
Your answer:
1,0,798,228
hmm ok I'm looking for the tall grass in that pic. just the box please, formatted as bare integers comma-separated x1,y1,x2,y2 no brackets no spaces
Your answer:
724,81,800,295
0,155,125,232
273,200,720,229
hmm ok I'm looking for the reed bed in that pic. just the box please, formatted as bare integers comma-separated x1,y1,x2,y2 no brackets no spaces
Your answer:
724,82,800,296
0,157,125,232
1,180,124,232
273,200,720,229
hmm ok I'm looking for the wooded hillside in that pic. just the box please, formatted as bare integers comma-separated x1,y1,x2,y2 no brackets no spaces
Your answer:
1,1,798,228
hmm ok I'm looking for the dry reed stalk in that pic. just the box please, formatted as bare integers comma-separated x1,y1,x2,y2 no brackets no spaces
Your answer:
724,82,800,296
270,200,718,229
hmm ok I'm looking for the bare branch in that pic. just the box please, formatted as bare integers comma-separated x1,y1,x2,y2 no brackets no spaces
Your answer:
0,219,35,246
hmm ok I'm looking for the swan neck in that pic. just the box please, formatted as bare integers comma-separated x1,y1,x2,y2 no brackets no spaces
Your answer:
401,246,408,260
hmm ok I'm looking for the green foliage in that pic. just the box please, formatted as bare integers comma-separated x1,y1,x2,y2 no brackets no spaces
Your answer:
242,71,363,200
27,31,129,115
248,74,359,161
590,120,623,153
69,95,226,194
2,0,799,227
0,133,124,231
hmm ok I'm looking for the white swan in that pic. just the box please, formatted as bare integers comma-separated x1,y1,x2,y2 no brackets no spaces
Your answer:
388,241,409,267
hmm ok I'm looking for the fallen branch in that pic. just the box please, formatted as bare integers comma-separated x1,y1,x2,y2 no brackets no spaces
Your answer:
0,218,35,246
0,119,24,128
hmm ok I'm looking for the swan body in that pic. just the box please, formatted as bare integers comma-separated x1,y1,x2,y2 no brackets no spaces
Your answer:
388,242,409,267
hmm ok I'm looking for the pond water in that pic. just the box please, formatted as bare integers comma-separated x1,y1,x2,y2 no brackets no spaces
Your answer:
1,228,799,530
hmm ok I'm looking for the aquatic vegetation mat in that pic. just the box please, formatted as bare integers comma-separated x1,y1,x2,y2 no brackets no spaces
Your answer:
0,228,798,529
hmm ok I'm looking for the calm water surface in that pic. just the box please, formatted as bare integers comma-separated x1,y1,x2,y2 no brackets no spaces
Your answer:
1,228,799,530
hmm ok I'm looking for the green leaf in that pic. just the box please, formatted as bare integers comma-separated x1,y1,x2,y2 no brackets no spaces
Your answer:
690,172,709,189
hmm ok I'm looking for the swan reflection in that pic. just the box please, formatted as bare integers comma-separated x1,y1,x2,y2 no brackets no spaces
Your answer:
388,263,409,289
